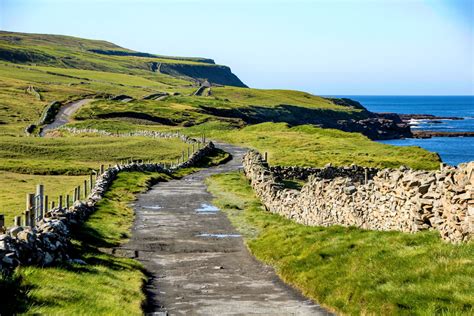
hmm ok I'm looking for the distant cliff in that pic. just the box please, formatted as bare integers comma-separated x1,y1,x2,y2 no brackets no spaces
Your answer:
158,63,247,88
0,31,247,88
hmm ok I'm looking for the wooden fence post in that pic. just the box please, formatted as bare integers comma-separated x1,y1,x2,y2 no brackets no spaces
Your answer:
187,147,190,158
90,173,93,191
27,193,35,226
51,201,55,210
24,210,30,226
0,214,4,229
264,152,268,162
14,216,21,227
182,151,185,162
100,164,105,174
77,186,81,201
59,195,63,209
44,195,49,213
66,194,70,208
364,169,368,185
84,180,88,197
36,184,44,220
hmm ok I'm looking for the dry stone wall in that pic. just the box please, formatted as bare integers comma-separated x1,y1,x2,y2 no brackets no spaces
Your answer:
0,142,215,274
243,150,473,243
270,165,379,182
58,127,203,144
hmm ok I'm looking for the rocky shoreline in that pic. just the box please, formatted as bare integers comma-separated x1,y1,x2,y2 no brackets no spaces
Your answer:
374,112,472,139
412,131,474,138
398,113,464,121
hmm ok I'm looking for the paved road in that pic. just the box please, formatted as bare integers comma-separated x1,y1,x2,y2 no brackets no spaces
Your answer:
40,99,91,136
122,143,330,315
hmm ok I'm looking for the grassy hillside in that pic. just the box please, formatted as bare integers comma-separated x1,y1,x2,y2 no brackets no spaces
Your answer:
185,122,440,170
0,31,246,87
0,134,190,174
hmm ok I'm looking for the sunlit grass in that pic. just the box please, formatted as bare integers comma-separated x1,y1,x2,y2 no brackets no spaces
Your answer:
207,172,474,315
0,171,88,225
0,134,191,174
188,122,441,170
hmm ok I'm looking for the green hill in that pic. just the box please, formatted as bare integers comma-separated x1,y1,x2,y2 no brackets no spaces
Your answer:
0,30,437,170
0,31,246,87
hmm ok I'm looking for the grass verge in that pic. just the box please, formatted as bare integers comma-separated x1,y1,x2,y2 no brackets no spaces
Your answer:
1,147,231,314
2,171,168,315
206,172,474,315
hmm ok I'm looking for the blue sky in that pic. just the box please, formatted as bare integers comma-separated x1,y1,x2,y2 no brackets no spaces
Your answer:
1,0,473,95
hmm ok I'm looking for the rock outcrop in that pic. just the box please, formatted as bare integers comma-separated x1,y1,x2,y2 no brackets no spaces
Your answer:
243,150,473,243
158,63,247,88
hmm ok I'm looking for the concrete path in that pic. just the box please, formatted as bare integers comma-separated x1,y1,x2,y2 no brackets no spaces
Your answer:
40,99,91,135
123,143,330,315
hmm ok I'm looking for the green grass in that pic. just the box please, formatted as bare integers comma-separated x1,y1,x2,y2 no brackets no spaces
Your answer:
0,62,192,133
74,99,212,127
72,86,369,131
0,171,88,226
187,122,441,170
7,171,167,315
206,172,474,315
82,172,171,247
0,134,191,174
63,119,440,170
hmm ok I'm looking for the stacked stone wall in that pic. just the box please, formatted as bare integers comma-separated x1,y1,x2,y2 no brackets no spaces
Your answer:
243,150,473,243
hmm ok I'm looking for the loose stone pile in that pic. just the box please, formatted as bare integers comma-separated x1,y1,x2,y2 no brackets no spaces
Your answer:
243,150,473,243
0,142,215,274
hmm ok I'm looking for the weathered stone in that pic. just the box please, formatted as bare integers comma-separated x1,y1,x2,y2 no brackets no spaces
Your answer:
243,149,472,244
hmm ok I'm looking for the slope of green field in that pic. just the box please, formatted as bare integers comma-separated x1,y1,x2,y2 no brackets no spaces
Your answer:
0,134,191,174
0,31,246,87
184,122,440,170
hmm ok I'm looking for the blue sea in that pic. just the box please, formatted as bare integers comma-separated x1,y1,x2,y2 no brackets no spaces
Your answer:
338,96,474,166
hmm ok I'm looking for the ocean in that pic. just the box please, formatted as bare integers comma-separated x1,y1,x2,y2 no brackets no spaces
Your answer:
338,96,474,166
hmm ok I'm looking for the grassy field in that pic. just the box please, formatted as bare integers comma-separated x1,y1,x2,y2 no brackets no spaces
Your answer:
207,172,474,315
0,134,191,174
0,133,192,225
0,171,88,226
0,62,193,134
64,119,441,170
185,122,440,170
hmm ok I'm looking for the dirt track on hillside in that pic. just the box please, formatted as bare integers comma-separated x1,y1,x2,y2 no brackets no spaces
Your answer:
40,99,91,135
